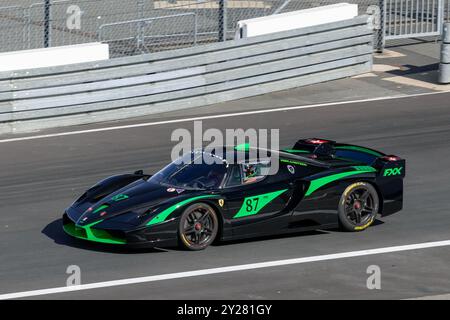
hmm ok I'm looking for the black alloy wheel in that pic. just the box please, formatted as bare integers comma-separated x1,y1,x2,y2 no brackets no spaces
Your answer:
338,182,379,232
178,203,219,250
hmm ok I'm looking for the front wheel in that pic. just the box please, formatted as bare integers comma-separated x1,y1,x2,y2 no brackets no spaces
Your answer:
338,182,379,232
178,203,219,251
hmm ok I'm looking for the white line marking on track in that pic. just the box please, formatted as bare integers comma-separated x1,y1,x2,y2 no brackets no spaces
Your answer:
0,91,447,144
407,293,450,300
1,239,450,300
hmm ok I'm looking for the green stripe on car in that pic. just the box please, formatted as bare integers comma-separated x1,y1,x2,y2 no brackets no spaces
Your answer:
233,189,288,219
235,143,251,152
93,204,108,214
63,220,126,245
282,149,310,154
281,159,308,167
305,167,376,197
147,195,217,226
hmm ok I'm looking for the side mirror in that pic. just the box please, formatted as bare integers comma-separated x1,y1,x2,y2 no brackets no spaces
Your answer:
134,170,144,175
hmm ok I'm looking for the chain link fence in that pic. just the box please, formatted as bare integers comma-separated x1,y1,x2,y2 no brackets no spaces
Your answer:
0,0,448,58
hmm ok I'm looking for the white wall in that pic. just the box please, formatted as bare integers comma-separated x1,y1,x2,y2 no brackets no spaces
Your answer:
0,42,109,72
236,3,359,39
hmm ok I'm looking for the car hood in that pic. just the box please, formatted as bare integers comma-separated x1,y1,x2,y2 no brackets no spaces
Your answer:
74,179,193,226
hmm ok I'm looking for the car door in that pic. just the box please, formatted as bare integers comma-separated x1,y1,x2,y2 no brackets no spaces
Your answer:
220,160,295,238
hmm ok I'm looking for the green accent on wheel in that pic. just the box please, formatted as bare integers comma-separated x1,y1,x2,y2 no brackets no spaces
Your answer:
233,189,288,219
147,195,217,226
63,220,126,245
282,149,310,154
111,194,129,202
305,168,376,197
281,159,308,167
335,146,383,157
93,204,109,214
235,143,251,152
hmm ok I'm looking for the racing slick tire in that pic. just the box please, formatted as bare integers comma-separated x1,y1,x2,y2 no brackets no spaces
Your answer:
178,203,219,251
338,182,379,232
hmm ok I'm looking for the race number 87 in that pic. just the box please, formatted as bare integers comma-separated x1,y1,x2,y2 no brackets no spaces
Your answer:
246,198,260,213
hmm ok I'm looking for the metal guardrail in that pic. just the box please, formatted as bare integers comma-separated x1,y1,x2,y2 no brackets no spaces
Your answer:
0,16,374,135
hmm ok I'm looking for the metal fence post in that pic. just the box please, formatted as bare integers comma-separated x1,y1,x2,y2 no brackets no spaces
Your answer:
218,0,227,42
273,0,291,15
24,7,31,50
137,0,145,52
437,0,445,36
366,1,384,52
439,23,450,84
44,0,51,47
193,13,198,46
376,0,386,52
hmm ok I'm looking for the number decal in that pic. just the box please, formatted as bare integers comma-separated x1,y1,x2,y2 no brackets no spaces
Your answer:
233,189,288,218
245,198,260,213
246,199,253,212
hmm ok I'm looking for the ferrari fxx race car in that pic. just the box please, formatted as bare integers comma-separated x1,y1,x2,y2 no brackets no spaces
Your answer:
63,139,405,250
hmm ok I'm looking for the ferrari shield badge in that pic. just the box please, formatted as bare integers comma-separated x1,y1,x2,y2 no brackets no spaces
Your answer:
219,199,225,207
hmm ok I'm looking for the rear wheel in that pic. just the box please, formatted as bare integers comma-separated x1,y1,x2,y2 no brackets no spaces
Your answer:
178,203,219,251
338,182,379,232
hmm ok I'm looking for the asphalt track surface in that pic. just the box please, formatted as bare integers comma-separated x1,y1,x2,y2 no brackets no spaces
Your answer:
1,92,450,300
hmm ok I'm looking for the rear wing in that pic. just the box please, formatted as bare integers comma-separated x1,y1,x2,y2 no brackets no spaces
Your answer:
293,139,336,157
293,139,384,160
292,139,406,177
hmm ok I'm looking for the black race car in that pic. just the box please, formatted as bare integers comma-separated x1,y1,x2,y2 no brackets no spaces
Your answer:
63,139,406,250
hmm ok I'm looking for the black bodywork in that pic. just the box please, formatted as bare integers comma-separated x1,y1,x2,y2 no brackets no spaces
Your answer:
63,139,406,248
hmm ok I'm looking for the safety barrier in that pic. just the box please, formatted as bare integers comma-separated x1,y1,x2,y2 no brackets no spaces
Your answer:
0,15,374,134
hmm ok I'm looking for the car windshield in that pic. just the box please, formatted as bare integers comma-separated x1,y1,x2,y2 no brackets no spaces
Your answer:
148,152,228,190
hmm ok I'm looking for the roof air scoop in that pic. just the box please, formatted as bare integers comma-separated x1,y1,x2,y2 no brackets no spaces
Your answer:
293,139,336,158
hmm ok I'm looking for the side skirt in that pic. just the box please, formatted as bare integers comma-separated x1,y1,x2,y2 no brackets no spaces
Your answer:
219,222,339,242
